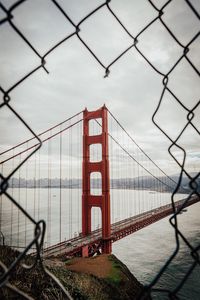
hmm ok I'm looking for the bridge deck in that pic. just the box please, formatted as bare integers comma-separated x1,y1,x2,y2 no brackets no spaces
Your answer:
42,196,199,258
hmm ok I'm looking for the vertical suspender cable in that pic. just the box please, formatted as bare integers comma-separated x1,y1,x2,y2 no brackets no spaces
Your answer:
117,121,120,221
47,130,52,246
25,143,28,246
67,127,70,240
17,154,21,247
141,153,144,214
146,155,153,211
59,125,62,243
38,147,40,221
92,120,95,230
95,119,99,228
128,137,130,217
140,151,142,215
125,132,127,219
156,167,159,209
47,139,50,246
11,152,14,246
69,121,72,238
123,129,125,220
160,170,162,207
34,147,36,220
137,148,140,215
120,126,123,221
127,147,130,218
119,123,121,221
130,144,133,217
77,119,80,233
133,148,135,216
78,118,81,233
157,168,159,208
110,116,114,225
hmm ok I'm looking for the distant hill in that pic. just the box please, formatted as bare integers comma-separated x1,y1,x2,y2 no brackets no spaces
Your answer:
7,174,199,194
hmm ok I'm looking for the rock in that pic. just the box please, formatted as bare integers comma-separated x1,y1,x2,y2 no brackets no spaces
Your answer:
0,246,148,299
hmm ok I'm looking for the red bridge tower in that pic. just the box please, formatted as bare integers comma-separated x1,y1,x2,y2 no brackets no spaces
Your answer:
82,105,111,254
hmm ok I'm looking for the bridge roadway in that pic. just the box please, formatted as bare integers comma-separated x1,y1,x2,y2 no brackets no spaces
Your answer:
43,195,199,258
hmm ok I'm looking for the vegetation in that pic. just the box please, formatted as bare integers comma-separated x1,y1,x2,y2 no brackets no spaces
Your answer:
106,255,122,284
0,246,147,299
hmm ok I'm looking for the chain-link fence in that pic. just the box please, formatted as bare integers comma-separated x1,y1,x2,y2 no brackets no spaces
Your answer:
0,0,199,299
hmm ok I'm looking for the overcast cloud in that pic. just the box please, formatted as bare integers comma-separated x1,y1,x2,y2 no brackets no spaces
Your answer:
0,0,199,176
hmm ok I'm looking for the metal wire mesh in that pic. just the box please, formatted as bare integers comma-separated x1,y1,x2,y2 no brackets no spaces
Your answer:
0,0,199,298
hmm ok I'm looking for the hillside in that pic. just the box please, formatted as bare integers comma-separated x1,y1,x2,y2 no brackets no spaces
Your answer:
0,246,148,299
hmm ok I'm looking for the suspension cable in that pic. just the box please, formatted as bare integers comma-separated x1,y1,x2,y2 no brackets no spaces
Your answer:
0,119,83,165
0,110,83,157
95,118,174,189
107,109,177,185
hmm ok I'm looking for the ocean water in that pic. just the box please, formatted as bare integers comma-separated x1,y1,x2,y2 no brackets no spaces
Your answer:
113,202,200,299
1,188,199,298
1,188,182,247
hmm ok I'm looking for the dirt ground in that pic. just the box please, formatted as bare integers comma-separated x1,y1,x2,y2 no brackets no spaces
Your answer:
65,254,112,278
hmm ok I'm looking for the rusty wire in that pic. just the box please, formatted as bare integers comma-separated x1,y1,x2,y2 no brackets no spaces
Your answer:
0,0,199,298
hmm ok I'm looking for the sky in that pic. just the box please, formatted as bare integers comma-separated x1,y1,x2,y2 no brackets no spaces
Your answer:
0,0,199,177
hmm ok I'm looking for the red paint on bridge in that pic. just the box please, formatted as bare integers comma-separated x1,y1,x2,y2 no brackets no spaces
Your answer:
82,106,111,255
41,107,200,258
43,196,199,258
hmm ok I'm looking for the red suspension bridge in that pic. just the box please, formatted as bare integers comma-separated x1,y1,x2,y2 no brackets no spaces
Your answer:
0,106,198,258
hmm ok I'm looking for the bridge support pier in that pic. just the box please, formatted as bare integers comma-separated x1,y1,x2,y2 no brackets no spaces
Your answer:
82,245,89,257
102,238,112,254
82,105,111,255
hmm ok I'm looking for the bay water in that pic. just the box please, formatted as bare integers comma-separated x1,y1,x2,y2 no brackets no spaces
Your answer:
113,201,200,299
1,188,199,299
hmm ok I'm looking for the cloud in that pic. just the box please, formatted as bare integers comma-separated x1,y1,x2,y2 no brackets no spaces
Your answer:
0,0,199,177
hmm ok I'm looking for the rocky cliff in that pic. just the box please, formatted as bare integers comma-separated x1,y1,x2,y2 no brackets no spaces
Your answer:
0,246,147,299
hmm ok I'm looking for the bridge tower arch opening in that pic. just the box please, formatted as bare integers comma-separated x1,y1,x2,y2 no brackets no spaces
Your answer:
91,207,102,231
90,172,102,195
82,105,111,254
